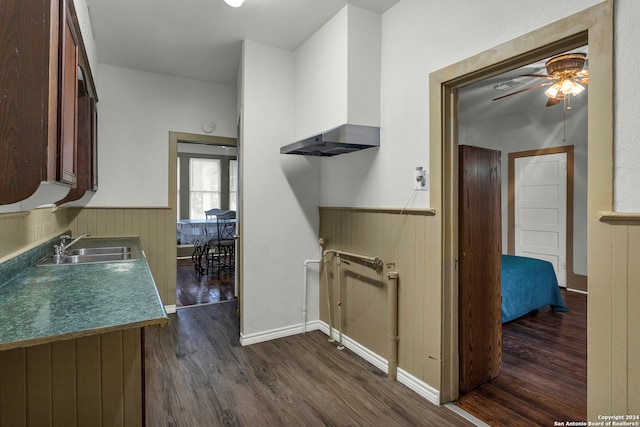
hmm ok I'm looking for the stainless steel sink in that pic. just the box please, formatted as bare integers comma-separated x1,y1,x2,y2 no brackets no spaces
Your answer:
37,245,139,266
70,246,131,256
59,253,135,264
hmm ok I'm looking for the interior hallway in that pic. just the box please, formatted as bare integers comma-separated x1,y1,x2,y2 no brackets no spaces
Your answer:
144,301,475,426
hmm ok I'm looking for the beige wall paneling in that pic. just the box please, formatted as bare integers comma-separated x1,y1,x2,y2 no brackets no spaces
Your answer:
122,329,142,425
0,330,142,426
319,208,438,389
77,335,102,424
0,347,26,426
611,224,628,415
628,225,640,412
27,344,52,425
591,218,640,417
52,340,77,425
68,207,176,306
588,220,613,415
0,208,74,261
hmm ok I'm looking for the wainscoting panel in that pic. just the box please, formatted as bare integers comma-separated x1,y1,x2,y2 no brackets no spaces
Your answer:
588,215,640,418
0,208,74,261
319,207,440,389
67,207,177,306
0,330,142,427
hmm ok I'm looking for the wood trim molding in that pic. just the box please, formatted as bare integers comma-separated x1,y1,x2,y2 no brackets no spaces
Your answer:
319,207,436,216
73,206,173,210
598,211,640,224
171,131,237,147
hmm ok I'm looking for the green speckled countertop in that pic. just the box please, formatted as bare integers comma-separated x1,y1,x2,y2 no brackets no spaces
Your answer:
0,236,169,351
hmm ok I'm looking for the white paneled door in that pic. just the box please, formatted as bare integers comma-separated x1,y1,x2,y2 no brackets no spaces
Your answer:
514,153,567,287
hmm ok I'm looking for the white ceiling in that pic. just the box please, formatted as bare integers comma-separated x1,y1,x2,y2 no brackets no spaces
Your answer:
85,0,587,124
85,0,400,86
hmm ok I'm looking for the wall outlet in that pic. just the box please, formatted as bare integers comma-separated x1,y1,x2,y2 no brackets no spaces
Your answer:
414,167,428,191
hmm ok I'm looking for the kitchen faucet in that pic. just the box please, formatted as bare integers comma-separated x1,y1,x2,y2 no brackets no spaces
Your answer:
54,232,91,260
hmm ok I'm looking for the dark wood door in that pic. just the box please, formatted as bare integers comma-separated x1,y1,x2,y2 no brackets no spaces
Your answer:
458,145,502,393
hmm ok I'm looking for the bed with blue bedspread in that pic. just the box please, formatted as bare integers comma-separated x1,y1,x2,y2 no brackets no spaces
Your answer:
501,254,568,323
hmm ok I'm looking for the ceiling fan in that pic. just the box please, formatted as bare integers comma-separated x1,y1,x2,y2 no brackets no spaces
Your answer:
492,52,589,107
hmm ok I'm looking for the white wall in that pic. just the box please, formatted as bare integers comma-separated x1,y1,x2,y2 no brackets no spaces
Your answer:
614,0,640,212
460,100,588,275
315,0,606,210
89,64,237,206
294,7,348,139
240,40,321,337
294,5,381,139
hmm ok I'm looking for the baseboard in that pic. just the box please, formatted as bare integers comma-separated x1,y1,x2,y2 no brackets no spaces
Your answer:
237,320,440,405
315,321,440,405
240,322,306,346
164,304,177,314
316,321,389,373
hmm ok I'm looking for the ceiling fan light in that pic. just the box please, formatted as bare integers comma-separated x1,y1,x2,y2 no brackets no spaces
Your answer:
560,79,574,95
545,83,561,98
571,82,585,96
224,0,244,7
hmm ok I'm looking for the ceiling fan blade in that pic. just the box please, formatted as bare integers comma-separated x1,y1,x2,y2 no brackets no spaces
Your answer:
521,73,555,79
491,82,552,101
546,97,562,107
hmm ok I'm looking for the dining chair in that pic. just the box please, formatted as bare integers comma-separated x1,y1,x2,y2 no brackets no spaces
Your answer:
207,210,236,277
204,208,225,220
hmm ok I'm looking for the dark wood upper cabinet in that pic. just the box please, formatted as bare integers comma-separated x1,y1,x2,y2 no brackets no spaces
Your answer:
0,0,97,207
58,0,79,185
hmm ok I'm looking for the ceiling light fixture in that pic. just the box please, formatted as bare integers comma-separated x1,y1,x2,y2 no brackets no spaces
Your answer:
224,0,244,7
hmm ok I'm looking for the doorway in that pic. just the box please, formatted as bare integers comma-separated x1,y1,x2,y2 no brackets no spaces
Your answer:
455,44,587,418
168,131,238,309
430,1,613,417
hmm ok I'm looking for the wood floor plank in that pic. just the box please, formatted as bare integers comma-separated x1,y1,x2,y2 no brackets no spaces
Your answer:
145,301,473,426
455,289,587,426
176,258,235,307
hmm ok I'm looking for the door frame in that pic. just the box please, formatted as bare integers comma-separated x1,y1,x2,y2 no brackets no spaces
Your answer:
430,2,613,403
168,131,238,305
508,146,575,289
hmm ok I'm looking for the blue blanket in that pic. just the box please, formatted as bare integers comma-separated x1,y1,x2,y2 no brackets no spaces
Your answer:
501,255,568,323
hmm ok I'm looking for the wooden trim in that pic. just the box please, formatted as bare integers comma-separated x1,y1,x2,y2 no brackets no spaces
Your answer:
319,206,436,216
171,131,237,147
432,1,613,404
571,274,588,293
71,206,173,210
598,211,640,224
507,146,575,288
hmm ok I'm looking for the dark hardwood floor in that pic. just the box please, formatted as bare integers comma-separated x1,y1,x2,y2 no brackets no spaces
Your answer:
145,301,475,427
176,258,235,307
454,289,587,426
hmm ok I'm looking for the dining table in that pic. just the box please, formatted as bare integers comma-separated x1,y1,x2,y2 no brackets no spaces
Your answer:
177,218,235,245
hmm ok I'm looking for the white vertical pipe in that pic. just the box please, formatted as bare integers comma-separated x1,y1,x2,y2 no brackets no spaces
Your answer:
302,259,321,333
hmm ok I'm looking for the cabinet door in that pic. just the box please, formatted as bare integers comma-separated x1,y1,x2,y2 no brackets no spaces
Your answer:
90,97,98,191
58,0,79,185
458,145,502,393
0,0,51,204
